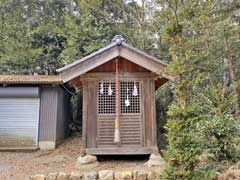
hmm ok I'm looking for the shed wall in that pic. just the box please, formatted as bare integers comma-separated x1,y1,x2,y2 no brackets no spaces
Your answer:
39,86,58,149
56,87,71,143
39,85,70,149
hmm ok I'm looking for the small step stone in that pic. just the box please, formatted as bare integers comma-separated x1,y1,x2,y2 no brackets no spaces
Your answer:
99,170,114,180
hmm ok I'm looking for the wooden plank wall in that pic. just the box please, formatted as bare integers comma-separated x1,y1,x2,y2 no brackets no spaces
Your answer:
143,79,157,147
86,80,97,148
120,114,142,147
89,58,151,73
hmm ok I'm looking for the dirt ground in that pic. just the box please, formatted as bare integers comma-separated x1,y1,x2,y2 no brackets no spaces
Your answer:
0,136,151,180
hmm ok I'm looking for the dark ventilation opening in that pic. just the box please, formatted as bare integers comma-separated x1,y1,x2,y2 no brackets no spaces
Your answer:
97,155,149,161
65,85,83,137
155,84,173,151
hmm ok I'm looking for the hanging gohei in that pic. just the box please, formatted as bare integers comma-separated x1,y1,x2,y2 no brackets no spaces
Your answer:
125,86,130,107
132,82,138,96
108,83,113,96
100,80,104,95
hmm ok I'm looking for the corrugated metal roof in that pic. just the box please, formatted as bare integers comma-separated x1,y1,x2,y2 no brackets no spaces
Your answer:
0,75,62,85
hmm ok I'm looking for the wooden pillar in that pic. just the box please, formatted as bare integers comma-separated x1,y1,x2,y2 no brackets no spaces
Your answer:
114,58,120,143
82,80,87,149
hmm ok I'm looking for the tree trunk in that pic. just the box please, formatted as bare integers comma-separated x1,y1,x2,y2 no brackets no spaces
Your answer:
224,35,240,114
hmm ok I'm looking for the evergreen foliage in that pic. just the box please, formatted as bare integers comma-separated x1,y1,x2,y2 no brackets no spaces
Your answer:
156,0,240,179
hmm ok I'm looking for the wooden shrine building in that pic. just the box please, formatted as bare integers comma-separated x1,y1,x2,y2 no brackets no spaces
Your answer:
57,35,170,155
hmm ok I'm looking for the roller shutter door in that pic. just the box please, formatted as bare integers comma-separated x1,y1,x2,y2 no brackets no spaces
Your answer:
0,98,40,148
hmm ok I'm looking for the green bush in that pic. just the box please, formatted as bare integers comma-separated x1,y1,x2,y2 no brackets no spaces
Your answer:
162,104,206,180
200,114,240,162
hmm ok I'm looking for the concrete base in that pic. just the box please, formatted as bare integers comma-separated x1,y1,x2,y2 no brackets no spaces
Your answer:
39,141,56,150
0,146,39,151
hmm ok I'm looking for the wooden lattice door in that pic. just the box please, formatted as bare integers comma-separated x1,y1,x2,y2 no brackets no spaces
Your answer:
97,81,143,148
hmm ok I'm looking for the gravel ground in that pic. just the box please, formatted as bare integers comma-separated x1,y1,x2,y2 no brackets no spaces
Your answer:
0,136,149,180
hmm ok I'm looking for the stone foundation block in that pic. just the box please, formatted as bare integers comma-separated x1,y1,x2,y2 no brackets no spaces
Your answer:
99,170,114,180
77,155,97,164
84,171,98,180
147,171,159,180
115,170,133,180
133,170,147,180
70,171,83,180
47,173,58,180
57,172,69,180
32,174,46,180
76,155,99,170
145,153,166,167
